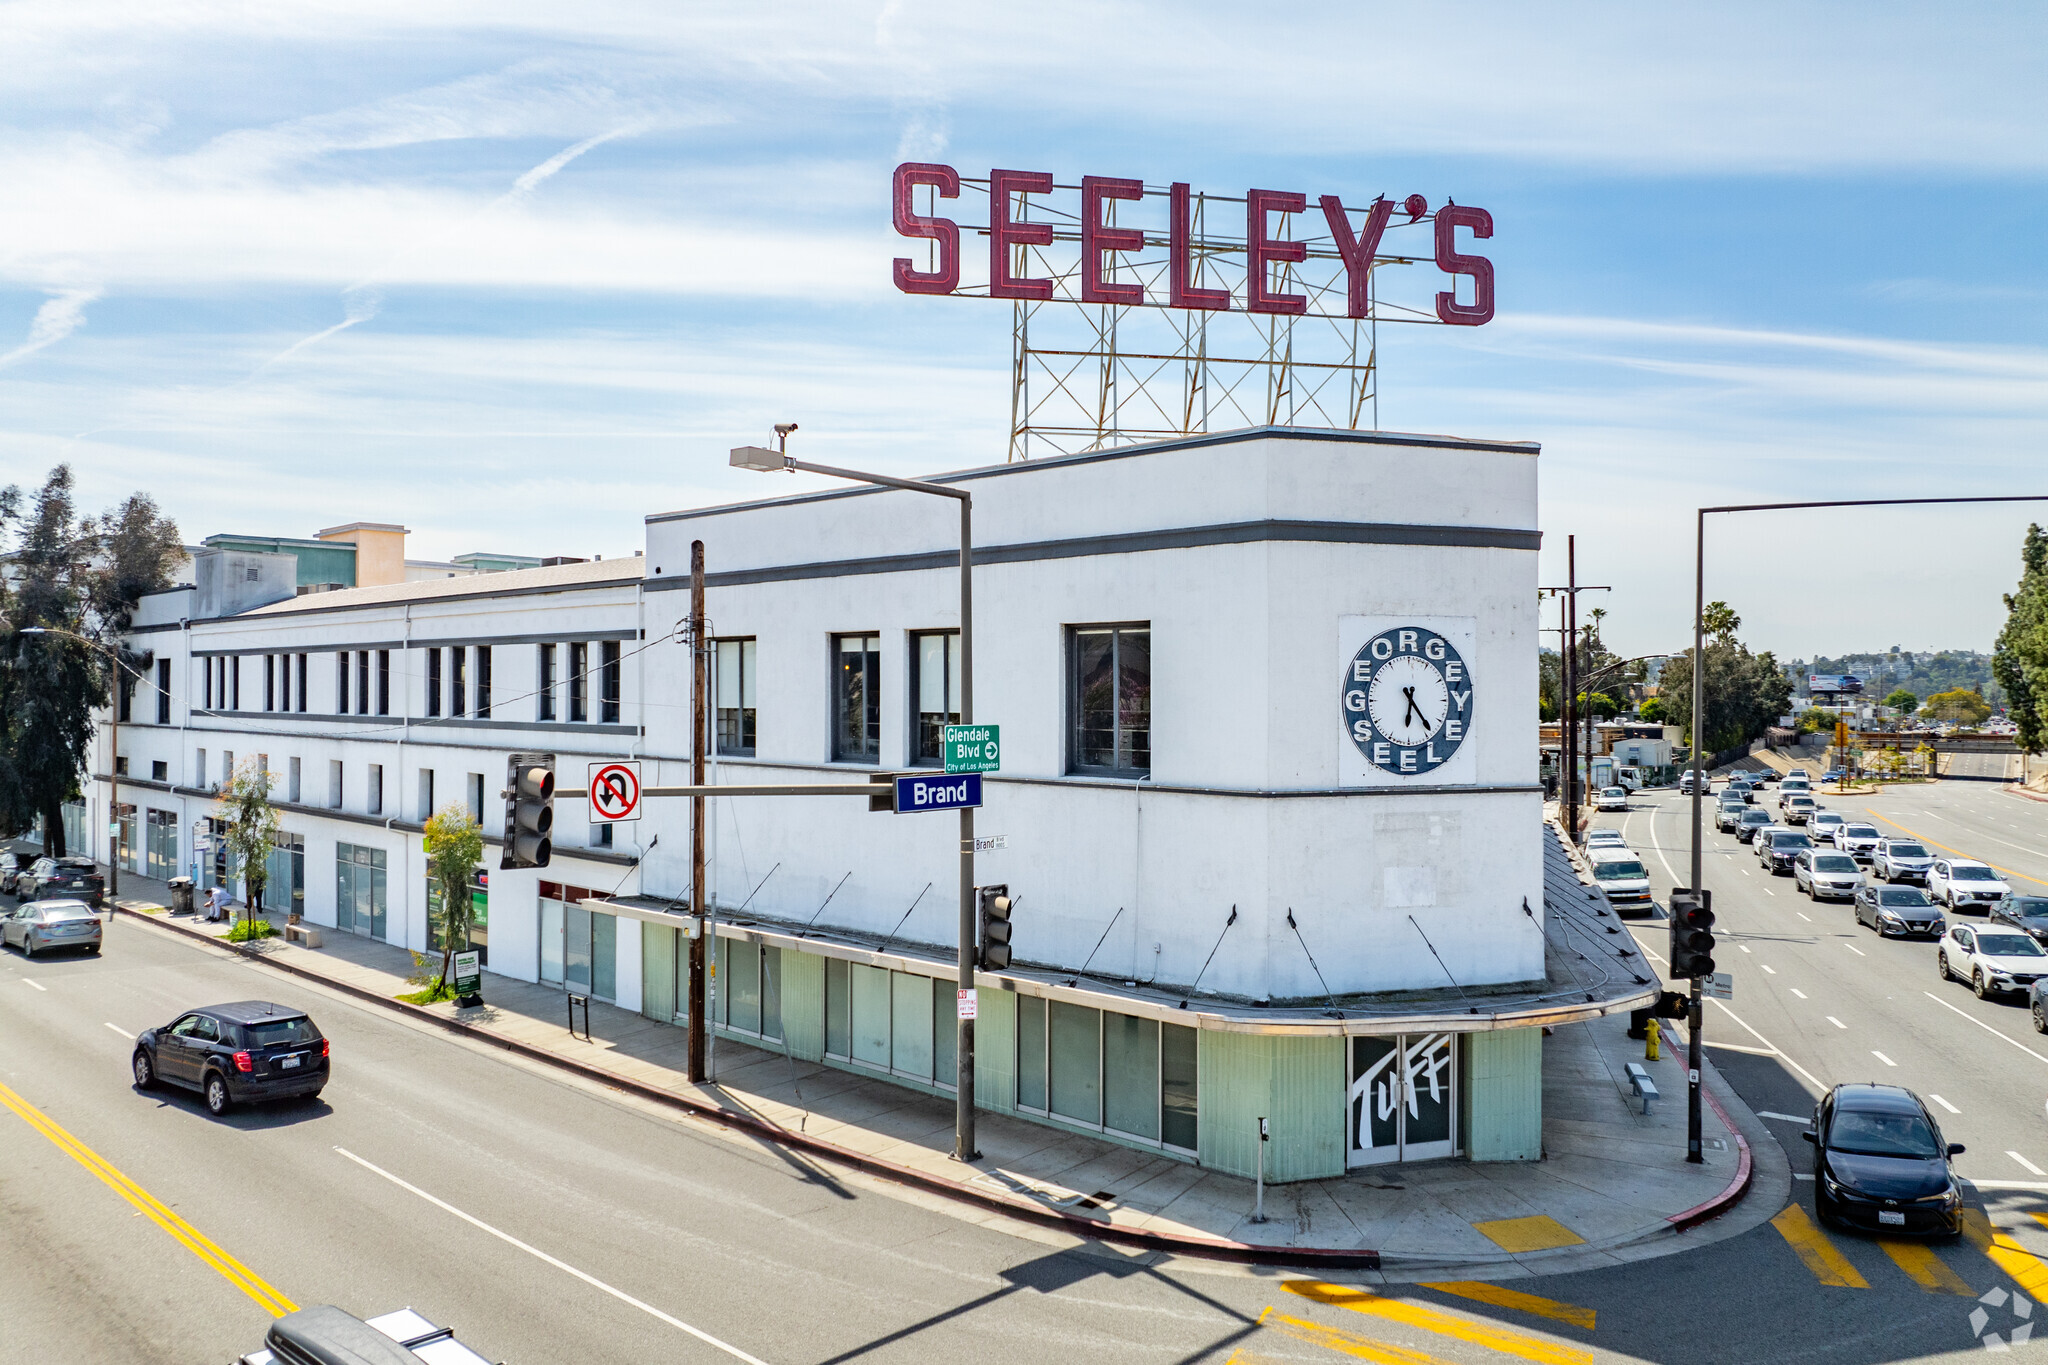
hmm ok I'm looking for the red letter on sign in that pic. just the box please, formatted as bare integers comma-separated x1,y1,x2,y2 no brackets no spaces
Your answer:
989,168,1054,300
1433,204,1495,326
1170,182,1229,310
1081,175,1144,305
1246,189,1307,315
1320,194,1393,320
892,162,961,295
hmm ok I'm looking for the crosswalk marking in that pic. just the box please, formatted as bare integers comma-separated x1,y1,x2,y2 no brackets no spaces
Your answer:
1419,1282,1596,1331
1281,1282,1594,1365
1771,1205,1870,1288
1879,1240,1974,1295
1260,1310,1459,1365
1964,1209,2048,1299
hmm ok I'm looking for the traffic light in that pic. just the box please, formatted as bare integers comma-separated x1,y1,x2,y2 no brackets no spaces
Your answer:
869,770,898,812
977,884,1013,969
1669,888,1715,980
501,752,555,870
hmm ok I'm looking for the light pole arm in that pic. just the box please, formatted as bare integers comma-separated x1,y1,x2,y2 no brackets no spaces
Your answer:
784,457,968,503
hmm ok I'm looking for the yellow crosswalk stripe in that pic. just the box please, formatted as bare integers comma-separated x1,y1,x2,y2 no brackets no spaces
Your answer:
1770,1205,1870,1288
1963,1209,2048,1298
1879,1240,1974,1295
1419,1281,1596,1330
1282,1281,1594,1365
1261,1310,1463,1365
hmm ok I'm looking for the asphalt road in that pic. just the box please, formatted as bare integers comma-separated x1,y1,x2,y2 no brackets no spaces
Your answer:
6,790,2048,1365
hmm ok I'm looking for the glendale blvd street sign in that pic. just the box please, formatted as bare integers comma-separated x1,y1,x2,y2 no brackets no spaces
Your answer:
895,772,983,814
943,723,1001,774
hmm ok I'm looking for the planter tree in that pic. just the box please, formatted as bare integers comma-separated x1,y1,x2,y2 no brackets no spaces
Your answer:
424,804,485,997
216,758,280,935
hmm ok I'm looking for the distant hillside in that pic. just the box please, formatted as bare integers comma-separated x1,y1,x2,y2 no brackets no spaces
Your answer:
1782,649,2005,707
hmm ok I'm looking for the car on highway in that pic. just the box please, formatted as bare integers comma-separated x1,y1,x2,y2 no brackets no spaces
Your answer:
1782,794,1819,825
1794,850,1864,901
1715,799,1751,832
1803,1083,1963,1237
15,856,104,907
3,899,102,956
1854,884,1943,938
1990,896,2048,947
1927,858,2012,912
1589,850,1655,917
1758,828,1813,874
242,1306,494,1365
1596,786,1630,811
1874,839,1937,884
1810,811,1846,842
1777,783,1813,810
1937,922,2048,1000
132,1001,330,1116
1786,768,1812,783
1736,808,1775,842
1725,779,1755,805
1834,822,1883,860
1679,771,1708,795
1585,828,1629,851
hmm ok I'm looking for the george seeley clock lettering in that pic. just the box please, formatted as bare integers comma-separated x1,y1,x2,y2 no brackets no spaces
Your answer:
1341,627,1473,776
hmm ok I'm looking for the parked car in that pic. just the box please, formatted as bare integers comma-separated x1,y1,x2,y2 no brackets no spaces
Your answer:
1759,828,1813,874
1834,822,1883,860
0,851,22,897
1596,786,1630,812
1874,839,1937,884
1809,811,1846,842
1989,896,2048,947
16,856,105,907
1803,1084,1963,1236
132,1002,330,1116
1928,858,2012,912
1736,808,1775,842
1715,800,1750,833
3,899,102,956
1937,922,2048,999
1585,828,1629,851
1795,850,1864,901
1783,795,1819,825
1589,850,1654,917
1855,884,1943,938
1821,768,1846,785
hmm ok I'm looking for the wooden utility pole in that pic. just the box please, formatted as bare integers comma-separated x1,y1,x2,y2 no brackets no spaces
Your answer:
687,540,709,1083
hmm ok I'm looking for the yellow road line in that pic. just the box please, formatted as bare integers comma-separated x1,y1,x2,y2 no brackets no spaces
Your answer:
1770,1205,1869,1288
1965,1209,2048,1298
1879,1239,1974,1295
1860,810,2048,889
1419,1281,1596,1330
1261,1309,1462,1365
0,1078,295,1316
1281,1281,1593,1365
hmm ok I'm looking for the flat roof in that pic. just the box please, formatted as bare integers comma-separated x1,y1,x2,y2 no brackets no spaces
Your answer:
237,554,643,619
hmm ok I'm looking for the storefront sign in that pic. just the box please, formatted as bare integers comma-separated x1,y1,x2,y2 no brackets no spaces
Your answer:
943,724,1001,773
1339,621,1476,782
453,950,480,997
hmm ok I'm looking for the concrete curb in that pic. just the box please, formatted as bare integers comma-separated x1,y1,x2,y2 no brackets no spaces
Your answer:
117,906,1380,1271
1667,1081,1753,1230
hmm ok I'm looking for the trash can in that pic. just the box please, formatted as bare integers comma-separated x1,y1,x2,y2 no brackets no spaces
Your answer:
168,877,194,916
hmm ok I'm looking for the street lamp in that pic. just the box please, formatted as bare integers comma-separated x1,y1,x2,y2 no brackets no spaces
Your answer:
19,625,130,899
730,426,984,1163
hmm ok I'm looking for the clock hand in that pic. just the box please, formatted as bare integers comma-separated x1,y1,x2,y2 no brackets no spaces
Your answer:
1402,687,1423,731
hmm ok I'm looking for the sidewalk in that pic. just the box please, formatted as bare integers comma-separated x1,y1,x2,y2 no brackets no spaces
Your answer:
80,855,1783,1279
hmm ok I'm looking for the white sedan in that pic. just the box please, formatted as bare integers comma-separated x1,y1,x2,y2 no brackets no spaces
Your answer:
1833,822,1882,859
1596,787,1630,811
1938,922,2048,999
1928,858,2012,912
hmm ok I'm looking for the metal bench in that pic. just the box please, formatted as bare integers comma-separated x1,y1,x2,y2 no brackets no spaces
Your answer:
1625,1061,1660,1115
284,921,323,948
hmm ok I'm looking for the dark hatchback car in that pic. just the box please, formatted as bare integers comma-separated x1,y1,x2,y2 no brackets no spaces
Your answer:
19,856,105,907
1804,1084,1964,1236
1855,885,1944,938
1992,896,2048,948
133,1002,329,1116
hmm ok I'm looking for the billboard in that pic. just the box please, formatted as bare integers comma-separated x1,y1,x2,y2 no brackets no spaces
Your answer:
1808,674,1864,696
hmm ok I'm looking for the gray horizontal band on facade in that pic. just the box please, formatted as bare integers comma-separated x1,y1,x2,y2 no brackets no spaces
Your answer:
643,517,1540,594
690,755,1543,800
90,772,640,868
646,424,1541,528
186,709,641,739
191,628,638,657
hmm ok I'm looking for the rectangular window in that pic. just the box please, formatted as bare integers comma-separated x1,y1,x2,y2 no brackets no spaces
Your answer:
1162,1022,1198,1150
467,773,484,822
832,633,881,763
377,650,390,716
328,759,343,809
725,937,761,1034
452,647,467,717
1103,1013,1160,1140
196,749,207,790
230,656,241,711
203,659,213,710
825,957,851,1057
599,641,620,724
357,651,369,715
1070,625,1151,774
264,656,275,712
368,764,383,816
296,654,308,712
1017,994,1048,1110
590,822,613,848
118,673,133,723
114,755,128,776
1049,1002,1102,1125
850,963,890,1068
335,653,348,714
288,757,302,804
569,643,587,722
426,649,442,717
932,983,957,1088
151,760,167,782
279,653,290,713
891,973,933,1080
715,638,758,756
418,770,435,822
910,630,960,765
222,750,233,784
476,646,492,719
538,644,556,721
158,658,172,723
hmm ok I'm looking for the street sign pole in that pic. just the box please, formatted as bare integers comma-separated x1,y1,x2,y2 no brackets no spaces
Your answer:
955,494,977,1163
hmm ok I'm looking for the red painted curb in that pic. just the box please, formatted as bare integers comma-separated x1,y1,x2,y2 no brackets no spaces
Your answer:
118,907,1379,1270
1666,1081,1754,1231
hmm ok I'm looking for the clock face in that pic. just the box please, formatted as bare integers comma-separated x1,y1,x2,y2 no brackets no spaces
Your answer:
1341,627,1474,776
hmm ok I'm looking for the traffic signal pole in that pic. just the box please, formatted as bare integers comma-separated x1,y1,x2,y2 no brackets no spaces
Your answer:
689,541,709,1083
1688,510,1705,1163
955,492,978,1162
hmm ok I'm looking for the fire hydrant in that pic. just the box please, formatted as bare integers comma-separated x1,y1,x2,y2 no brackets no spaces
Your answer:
1645,1018,1661,1061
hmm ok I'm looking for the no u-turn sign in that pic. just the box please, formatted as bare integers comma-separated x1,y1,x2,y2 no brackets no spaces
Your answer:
588,761,642,823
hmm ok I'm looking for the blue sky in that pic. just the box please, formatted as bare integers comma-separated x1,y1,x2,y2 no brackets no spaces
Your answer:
0,3,2043,660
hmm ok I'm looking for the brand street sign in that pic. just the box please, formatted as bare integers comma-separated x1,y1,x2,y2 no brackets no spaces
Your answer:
453,950,481,997
943,724,1001,773
963,834,1007,853
895,772,983,814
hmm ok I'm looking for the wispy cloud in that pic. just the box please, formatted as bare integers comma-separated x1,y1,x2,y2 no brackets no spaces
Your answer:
0,285,102,369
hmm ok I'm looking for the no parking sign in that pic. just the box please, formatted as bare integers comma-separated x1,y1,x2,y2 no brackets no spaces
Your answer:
587,761,642,823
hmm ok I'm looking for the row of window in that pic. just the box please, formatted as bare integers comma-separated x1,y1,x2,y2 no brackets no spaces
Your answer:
713,623,1152,775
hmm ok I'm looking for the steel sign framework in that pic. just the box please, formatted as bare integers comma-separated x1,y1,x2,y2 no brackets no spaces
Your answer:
891,164,1497,461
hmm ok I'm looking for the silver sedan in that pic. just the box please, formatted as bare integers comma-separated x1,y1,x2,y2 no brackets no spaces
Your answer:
4,899,103,957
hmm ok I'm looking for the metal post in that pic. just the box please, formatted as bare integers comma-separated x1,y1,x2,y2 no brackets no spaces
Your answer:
108,680,120,900
688,541,709,1083
1563,537,1578,840
1688,510,1706,1163
1253,1116,1268,1222
955,495,978,1162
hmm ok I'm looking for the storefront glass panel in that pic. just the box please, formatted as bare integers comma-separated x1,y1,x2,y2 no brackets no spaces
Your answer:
592,912,616,999
1103,1013,1161,1140
1049,1002,1101,1125
891,972,932,1079
1161,1023,1198,1151
850,964,890,1068
1017,995,1047,1110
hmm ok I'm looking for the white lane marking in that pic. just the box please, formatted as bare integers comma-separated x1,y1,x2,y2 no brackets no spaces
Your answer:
1790,989,1808,999
1797,912,1812,922
1708,997,1829,1092
1921,991,2048,1067
1763,965,1777,974
22,979,45,991
1740,944,1753,953
1705,1039,1779,1056
1930,1094,1960,1114
104,1022,133,1039
1844,944,1866,957
1759,1111,1810,1123
333,1148,771,1365
1795,1173,1816,1181
1827,1017,1847,1029
1872,1051,1897,1067
2011,1152,2047,1176
1741,867,1752,875
1765,887,1776,896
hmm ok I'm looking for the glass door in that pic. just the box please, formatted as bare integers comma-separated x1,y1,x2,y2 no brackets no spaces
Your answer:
1348,1033,1459,1167
539,897,564,985
564,902,592,993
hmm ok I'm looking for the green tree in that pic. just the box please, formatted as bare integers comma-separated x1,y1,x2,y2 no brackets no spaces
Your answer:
1993,524,2048,753
1702,600,1741,642
424,805,485,996
1921,688,1992,726
1657,618,1793,756
1883,688,1919,713
1538,649,1562,721
1638,697,1666,724
216,758,281,938
1577,690,1619,719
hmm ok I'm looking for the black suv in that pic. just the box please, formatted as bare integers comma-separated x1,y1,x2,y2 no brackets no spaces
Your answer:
133,1001,329,1116
1804,1083,1963,1237
19,856,104,907
1991,896,2048,948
